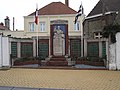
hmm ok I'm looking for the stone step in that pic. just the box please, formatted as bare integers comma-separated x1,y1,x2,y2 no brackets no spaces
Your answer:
50,56,66,61
50,58,66,61
46,61,68,66
52,56,65,58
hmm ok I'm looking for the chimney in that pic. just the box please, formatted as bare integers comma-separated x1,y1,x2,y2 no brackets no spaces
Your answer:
13,17,15,31
65,0,69,7
0,22,4,26
4,16,10,29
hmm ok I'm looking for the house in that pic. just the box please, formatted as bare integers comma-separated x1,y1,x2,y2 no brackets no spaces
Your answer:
24,1,84,58
0,0,84,66
83,0,120,67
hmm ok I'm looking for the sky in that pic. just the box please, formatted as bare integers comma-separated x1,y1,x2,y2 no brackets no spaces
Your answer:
0,0,99,30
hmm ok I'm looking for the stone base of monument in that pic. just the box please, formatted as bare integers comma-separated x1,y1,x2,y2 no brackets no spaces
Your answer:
46,56,68,66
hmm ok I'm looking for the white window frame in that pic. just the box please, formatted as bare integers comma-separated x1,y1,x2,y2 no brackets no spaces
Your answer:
94,32,102,39
40,22,46,32
29,22,34,32
74,21,80,31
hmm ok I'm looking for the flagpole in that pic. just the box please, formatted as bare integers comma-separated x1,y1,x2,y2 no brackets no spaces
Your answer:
80,1,83,57
35,3,39,58
81,15,85,57
36,24,38,58
75,2,84,57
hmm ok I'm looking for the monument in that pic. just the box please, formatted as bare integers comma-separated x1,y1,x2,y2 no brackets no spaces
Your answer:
53,26,65,56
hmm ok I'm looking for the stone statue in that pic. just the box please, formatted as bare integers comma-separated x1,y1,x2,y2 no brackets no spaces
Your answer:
53,26,65,56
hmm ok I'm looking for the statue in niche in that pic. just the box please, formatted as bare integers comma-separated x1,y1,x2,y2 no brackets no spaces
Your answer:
53,26,65,56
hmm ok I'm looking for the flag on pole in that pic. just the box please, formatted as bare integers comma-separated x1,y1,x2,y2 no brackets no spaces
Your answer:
74,3,83,24
35,4,38,25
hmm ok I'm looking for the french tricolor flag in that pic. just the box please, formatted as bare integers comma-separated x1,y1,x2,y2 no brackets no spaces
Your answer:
35,4,38,25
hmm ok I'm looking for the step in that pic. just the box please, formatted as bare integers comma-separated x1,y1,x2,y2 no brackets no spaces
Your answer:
46,61,68,66
50,58,66,61
52,56,65,58
50,56,66,61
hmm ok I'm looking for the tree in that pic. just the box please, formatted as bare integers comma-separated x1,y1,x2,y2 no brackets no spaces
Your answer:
102,24,120,43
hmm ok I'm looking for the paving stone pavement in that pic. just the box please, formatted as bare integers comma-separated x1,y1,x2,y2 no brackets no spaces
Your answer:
0,86,63,90
0,68,120,90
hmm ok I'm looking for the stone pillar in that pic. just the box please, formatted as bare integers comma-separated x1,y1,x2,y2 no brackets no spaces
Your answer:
106,40,109,69
33,39,36,57
99,41,102,58
0,35,2,67
116,33,120,70
84,38,87,57
109,43,117,70
49,38,52,58
17,42,21,58
2,37,10,67
68,40,70,56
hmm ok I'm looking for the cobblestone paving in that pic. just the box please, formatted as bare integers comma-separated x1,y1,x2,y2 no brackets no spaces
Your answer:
0,68,120,90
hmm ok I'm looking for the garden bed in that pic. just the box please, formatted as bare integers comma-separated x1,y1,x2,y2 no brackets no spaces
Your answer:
13,57,41,66
14,60,39,66
76,60,104,66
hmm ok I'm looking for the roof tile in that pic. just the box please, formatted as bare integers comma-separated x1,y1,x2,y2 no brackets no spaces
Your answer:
29,2,77,16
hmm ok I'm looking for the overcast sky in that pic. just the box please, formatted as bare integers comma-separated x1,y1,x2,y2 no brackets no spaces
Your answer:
0,0,99,30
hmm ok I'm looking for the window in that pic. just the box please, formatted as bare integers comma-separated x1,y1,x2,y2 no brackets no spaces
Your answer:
40,22,45,32
29,22,34,31
94,32,102,39
74,22,80,31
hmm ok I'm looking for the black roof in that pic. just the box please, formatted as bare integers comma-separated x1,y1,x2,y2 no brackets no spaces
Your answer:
88,0,120,17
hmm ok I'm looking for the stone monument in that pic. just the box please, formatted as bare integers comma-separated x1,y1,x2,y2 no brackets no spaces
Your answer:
53,26,65,56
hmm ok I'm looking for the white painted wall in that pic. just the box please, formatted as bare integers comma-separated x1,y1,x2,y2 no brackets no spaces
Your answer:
2,37,10,67
109,43,116,70
0,35,2,67
0,30,25,38
116,33,120,70
0,35,10,68
109,32,120,70
24,14,84,38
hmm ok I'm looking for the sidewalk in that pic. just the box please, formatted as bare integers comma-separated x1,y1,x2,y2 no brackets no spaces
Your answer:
0,86,63,90
0,68,120,90
13,64,106,70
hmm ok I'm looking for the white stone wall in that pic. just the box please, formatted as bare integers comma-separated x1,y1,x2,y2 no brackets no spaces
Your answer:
109,32,120,70
0,35,2,67
109,43,116,70
116,33,120,70
0,35,10,68
2,37,10,66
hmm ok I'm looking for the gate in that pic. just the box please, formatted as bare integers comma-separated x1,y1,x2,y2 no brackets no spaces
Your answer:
70,40,81,57
11,42,17,58
38,41,49,59
21,42,33,57
102,41,106,58
87,42,99,57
